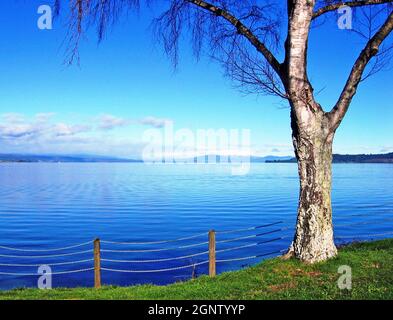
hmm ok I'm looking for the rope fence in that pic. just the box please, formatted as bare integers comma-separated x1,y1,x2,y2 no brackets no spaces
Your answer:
0,216,391,288
0,239,94,279
0,222,289,288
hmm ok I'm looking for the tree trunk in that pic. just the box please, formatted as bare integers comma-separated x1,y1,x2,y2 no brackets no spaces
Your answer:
279,0,338,263
290,109,337,263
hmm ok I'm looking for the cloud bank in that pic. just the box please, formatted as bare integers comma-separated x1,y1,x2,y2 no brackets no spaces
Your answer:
0,113,173,157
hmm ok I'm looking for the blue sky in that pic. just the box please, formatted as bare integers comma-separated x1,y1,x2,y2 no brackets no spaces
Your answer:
0,1,392,158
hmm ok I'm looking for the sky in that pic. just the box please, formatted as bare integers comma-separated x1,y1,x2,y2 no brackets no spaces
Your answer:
0,1,392,159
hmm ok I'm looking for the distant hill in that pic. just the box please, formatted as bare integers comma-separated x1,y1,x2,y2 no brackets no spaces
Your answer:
0,153,290,163
265,152,393,163
190,155,293,163
0,154,142,163
2,152,392,163
252,155,294,163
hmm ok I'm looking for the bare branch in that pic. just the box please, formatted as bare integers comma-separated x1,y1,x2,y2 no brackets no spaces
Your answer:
328,11,393,130
187,0,283,76
343,4,393,80
313,0,393,20
61,0,140,65
152,1,284,97
215,42,287,98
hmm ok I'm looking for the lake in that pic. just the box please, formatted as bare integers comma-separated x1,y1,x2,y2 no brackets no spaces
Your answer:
0,163,392,290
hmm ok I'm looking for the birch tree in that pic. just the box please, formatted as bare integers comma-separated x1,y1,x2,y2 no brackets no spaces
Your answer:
60,0,393,263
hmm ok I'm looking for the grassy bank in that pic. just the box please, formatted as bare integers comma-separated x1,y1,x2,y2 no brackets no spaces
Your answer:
1,239,392,300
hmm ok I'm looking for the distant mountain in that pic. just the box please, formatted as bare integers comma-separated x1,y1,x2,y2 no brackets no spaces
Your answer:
188,155,293,163
0,154,295,163
3,152,391,164
0,154,142,163
252,155,294,163
265,152,393,163
332,152,393,163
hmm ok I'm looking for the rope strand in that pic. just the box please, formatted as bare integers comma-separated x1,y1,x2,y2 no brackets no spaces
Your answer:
335,231,393,239
335,218,393,227
216,249,284,263
101,261,209,273
101,241,208,253
216,228,284,244
100,232,207,245
0,259,93,267
0,267,94,276
215,221,283,235
0,240,92,252
0,249,92,259
101,251,208,263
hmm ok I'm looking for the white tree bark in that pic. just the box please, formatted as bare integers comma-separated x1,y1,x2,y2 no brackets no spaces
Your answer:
283,0,338,262
291,108,337,262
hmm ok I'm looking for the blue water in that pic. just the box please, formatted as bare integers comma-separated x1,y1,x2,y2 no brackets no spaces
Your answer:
0,163,392,290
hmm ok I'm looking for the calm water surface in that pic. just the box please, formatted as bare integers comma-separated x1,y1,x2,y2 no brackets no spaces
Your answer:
0,163,392,289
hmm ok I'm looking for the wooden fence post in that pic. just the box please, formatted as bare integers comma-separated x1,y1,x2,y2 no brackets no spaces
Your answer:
208,230,216,277
94,238,101,288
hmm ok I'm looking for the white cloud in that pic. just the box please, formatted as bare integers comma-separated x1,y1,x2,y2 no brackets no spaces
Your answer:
1,113,26,123
53,123,91,137
139,116,172,128
35,112,56,122
97,114,131,130
0,113,91,141
0,112,173,158
0,123,41,138
96,114,173,130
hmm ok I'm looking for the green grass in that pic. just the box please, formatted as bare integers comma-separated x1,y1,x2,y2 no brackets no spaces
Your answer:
1,239,393,300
